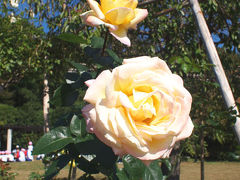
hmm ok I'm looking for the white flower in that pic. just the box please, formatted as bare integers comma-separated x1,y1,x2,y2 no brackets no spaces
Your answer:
10,16,16,23
10,0,19,8
10,13,16,23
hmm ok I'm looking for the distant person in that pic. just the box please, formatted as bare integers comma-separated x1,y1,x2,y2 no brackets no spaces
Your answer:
12,144,19,154
18,148,26,162
26,141,34,161
14,145,20,161
5,150,14,162
0,151,7,162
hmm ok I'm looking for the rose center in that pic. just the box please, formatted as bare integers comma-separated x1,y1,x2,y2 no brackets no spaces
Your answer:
128,89,156,121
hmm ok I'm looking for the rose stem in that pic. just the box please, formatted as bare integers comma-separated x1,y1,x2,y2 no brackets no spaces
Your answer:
101,29,109,56
68,159,73,180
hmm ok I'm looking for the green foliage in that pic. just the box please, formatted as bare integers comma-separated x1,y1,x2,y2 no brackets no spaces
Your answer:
57,33,88,45
117,156,170,180
0,161,17,180
33,127,74,155
143,161,163,180
0,104,20,125
119,155,146,180
0,16,48,87
0,0,239,179
44,155,71,180
28,172,43,180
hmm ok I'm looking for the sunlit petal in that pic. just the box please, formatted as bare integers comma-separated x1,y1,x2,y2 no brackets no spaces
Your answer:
110,26,131,46
105,7,134,25
83,70,112,104
128,8,148,29
87,0,105,19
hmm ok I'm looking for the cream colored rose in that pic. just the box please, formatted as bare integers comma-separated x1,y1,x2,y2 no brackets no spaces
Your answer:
80,0,148,46
82,56,193,161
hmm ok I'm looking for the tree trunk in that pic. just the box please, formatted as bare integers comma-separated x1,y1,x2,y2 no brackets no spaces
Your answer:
200,124,204,180
43,73,50,133
189,0,240,144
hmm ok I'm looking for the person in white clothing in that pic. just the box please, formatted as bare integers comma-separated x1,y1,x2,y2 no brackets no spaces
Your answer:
18,148,26,162
26,141,34,161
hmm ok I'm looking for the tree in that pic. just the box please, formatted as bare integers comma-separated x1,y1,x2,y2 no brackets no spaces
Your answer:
1,0,240,179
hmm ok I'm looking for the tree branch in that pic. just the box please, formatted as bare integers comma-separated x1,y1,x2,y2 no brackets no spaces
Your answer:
156,0,189,16
138,0,160,6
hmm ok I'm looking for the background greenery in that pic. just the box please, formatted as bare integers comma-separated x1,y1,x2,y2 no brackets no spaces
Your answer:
0,0,239,178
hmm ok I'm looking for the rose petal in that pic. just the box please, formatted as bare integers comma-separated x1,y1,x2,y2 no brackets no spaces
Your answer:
82,104,95,133
168,94,192,134
137,136,174,160
80,10,94,24
87,0,105,19
115,107,149,156
128,8,148,29
101,0,138,14
110,26,131,46
81,12,118,31
105,7,134,25
83,70,112,104
115,0,138,9
94,102,122,149
176,117,194,141
114,58,172,93
123,56,152,64
85,79,95,87
122,57,171,74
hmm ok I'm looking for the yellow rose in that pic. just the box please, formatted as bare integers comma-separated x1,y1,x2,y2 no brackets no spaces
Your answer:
80,0,148,46
82,56,193,161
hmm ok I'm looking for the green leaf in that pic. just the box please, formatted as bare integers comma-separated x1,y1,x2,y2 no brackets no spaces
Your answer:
183,56,191,63
106,49,122,65
181,63,191,73
84,46,101,58
70,115,87,137
143,160,163,180
75,156,99,174
91,36,104,48
65,72,80,83
97,56,114,68
74,139,117,168
80,72,92,84
57,33,87,44
51,84,79,106
54,113,74,128
33,127,73,155
94,140,118,169
74,134,95,144
70,61,89,73
73,140,99,155
122,155,145,180
169,56,181,64
64,90,79,106
176,57,183,64
116,169,129,180
161,159,172,173
44,155,71,180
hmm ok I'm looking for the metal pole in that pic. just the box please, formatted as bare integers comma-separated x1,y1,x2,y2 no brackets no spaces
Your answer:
189,0,240,143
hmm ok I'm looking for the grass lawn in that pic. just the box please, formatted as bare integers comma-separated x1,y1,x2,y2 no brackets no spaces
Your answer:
9,160,240,180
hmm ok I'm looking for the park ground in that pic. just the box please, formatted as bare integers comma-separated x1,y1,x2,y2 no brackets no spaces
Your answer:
10,160,240,180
